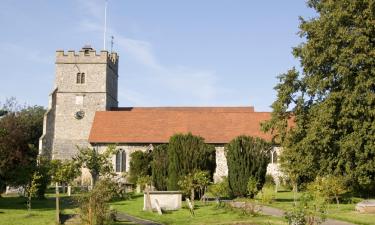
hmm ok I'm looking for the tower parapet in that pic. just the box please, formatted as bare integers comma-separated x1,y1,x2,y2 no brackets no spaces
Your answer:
56,46,118,73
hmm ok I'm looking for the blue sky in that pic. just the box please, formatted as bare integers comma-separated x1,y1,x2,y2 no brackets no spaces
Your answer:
0,0,316,111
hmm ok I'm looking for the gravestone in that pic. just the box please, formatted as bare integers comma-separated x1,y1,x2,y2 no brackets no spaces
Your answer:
355,200,375,213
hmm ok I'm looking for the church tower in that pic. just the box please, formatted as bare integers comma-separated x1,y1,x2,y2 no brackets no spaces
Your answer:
39,46,119,159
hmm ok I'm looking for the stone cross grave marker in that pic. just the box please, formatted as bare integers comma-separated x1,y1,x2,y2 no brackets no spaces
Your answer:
154,199,163,215
186,198,195,216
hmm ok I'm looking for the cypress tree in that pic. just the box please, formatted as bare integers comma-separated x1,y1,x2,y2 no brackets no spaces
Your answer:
151,144,169,191
128,151,152,184
226,136,271,197
167,133,216,190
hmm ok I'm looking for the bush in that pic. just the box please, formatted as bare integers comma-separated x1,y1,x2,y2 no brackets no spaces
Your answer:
226,136,271,197
151,144,168,191
285,193,326,225
259,187,275,204
167,133,216,190
78,178,118,225
264,174,275,187
208,176,230,200
247,177,259,198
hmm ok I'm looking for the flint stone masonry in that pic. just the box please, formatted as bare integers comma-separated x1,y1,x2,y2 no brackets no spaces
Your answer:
39,46,119,160
214,146,228,183
143,191,182,211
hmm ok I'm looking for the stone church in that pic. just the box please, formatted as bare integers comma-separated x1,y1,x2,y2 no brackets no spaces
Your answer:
39,46,281,183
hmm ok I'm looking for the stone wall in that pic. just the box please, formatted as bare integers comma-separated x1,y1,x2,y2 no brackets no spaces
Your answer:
40,48,119,160
39,88,57,159
214,146,228,183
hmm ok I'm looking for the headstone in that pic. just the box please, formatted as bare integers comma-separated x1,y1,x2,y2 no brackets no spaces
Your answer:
67,186,72,196
355,200,375,213
154,199,163,215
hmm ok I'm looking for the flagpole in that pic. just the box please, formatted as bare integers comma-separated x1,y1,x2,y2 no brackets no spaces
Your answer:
104,0,108,50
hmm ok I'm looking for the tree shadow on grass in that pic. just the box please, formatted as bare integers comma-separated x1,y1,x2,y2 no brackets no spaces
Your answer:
0,196,77,210
275,198,295,203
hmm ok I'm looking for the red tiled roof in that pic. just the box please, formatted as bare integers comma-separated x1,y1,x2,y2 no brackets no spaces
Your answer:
88,107,272,144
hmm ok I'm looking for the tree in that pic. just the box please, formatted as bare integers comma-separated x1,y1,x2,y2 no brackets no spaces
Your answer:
128,150,152,185
262,0,375,193
151,144,169,191
226,136,271,197
167,133,216,190
25,172,42,212
178,170,210,208
307,175,349,206
50,159,81,224
74,145,116,187
0,98,45,191
50,159,81,186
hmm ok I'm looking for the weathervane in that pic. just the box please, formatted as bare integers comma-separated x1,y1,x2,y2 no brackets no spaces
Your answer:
111,36,114,52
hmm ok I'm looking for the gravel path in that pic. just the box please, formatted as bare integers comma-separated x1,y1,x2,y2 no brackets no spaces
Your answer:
116,212,163,225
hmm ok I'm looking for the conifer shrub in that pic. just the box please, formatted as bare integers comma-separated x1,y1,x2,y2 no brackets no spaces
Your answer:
128,151,152,185
226,135,271,197
167,133,216,190
151,144,169,191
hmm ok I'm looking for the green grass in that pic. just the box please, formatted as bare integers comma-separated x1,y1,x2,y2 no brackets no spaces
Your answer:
111,195,287,225
0,194,78,225
255,187,375,225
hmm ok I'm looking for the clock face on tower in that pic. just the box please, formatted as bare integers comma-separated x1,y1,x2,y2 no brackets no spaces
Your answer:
74,110,85,120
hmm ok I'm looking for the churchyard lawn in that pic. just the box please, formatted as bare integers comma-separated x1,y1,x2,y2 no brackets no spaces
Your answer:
0,193,77,225
252,187,375,225
1,190,375,225
110,194,287,225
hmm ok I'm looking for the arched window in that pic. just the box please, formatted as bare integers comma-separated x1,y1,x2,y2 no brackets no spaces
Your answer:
116,150,126,172
76,73,85,84
81,73,85,83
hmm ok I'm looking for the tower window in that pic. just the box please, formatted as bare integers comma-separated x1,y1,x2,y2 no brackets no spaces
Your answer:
115,150,126,172
76,73,85,84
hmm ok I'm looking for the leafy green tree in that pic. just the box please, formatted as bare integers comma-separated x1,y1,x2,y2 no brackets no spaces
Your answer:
74,145,116,187
33,156,52,199
167,133,216,190
151,144,169,191
178,170,210,208
226,136,271,197
50,159,81,185
25,171,42,212
128,150,152,185
307,175,349,205
0,99,45,191
262,0,375,193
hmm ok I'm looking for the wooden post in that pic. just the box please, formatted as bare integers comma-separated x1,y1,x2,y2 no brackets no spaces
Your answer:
55,182,60,224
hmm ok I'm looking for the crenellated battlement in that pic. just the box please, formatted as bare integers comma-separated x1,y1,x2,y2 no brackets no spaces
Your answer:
55,46,119,72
